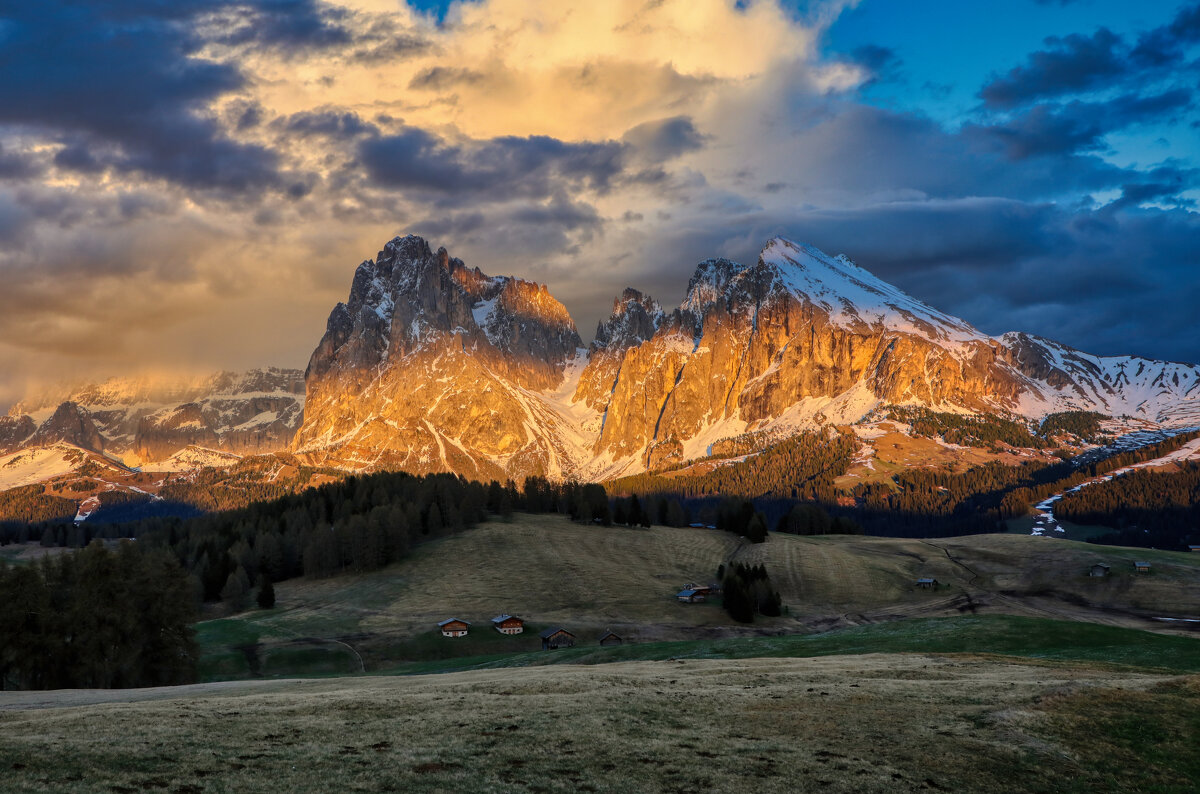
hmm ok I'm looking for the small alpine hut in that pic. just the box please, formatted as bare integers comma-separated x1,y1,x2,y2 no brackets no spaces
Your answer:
599,630,623,647
677,588,704,603
1188,545,1200,553
1088,563,1111,578
915,577,938,589
437,618,471,638
1134,561,1152,574
540,627,575,650
491,614,525,635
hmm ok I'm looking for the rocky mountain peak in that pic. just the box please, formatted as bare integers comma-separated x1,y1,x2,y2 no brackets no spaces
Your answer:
29,401,104,452
319,234,581,373
682,257,747,317
593,288,664,351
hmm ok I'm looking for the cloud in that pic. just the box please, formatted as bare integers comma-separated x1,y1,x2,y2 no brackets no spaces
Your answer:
973,89,1193,159
358,128,627,200
980,29,1125,108
0,1,287,194
621,117,707,163
1,0,1198,403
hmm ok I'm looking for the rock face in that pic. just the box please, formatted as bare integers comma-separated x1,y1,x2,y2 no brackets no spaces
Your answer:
3,368,305,464
295,235,586,480
296,235,1200,479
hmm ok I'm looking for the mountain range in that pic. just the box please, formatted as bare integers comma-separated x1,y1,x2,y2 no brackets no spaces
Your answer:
291,235,1200,482
1,369,304,466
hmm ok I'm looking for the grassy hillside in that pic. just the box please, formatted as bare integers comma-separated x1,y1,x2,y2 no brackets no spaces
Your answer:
195,514,1200,680
2,652,1197,793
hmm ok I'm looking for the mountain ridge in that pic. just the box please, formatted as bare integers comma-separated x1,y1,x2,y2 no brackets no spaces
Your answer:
2,368,305,465
293,234,1200,480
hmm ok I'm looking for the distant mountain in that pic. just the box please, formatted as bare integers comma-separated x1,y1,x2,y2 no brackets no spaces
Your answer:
3,368,305,465
295,235,1200,480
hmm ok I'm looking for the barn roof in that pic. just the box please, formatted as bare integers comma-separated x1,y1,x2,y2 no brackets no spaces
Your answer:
437,618,471,627
539,627,574,639
916,578,936,584
1091,563,1111,569
600,630,621,639
1135,561,1151,567
677,589,697,598
491,614,522,624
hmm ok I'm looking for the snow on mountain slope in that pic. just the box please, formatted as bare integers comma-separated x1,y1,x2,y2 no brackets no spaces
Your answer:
1002,332,1200,425
287,233,1200,480
4,368,305,464
152,445,243,473
0,443,124,490
760,238,988,350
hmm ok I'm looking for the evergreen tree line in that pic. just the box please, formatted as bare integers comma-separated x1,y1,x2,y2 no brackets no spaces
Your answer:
1039,411,1109,443
0,541,197,690
1,472,632,607
719,562,782,623
606,430,856,501
775,502,862,536
886,406,1048,450
1052,462,1200,551
715,498,769,542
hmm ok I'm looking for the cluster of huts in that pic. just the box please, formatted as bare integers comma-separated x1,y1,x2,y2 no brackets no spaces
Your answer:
1089,560,1153,577
911,559,1157,590
436,614,622,649
676,581,722,603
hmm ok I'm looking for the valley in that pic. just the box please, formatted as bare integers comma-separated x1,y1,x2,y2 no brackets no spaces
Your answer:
189,514,1200,681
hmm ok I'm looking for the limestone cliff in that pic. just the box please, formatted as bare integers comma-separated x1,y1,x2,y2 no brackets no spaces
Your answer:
294,235,587,480
295,235,1200,479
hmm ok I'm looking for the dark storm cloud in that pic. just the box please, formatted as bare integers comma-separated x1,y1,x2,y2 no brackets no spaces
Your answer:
0,0,284,193
412,196,604,264
1132,3,1200,66
981,4,1200,109
840,44,902,87
621,117,706,163
974,89,1193,159
0,144,42,180
980,29,1125,109
1112,175,1197,210
408,67,486,91
779,103,1128,200
359,128,626,201
278,110,376,139
211,0,353,52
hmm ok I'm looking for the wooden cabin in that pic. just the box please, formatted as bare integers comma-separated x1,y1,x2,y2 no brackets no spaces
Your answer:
437,618,470,638
1134,561,1152,574
599,630,623,647
540,627,575,650
677,588,704,603
915,578,938,589
491,614,524,635
1088,563,1110,578
1188,545,1200,553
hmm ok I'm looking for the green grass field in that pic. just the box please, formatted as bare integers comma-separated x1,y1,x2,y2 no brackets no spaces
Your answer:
5,514,1200,793
371,615,1200,677
194,515,1200,680
2,652,1196,793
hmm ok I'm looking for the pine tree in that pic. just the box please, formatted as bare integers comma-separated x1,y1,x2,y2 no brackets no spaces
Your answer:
220,567,249,611
257,576,276,609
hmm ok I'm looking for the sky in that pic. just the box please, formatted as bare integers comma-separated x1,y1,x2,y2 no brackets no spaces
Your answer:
0,0,1197,406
